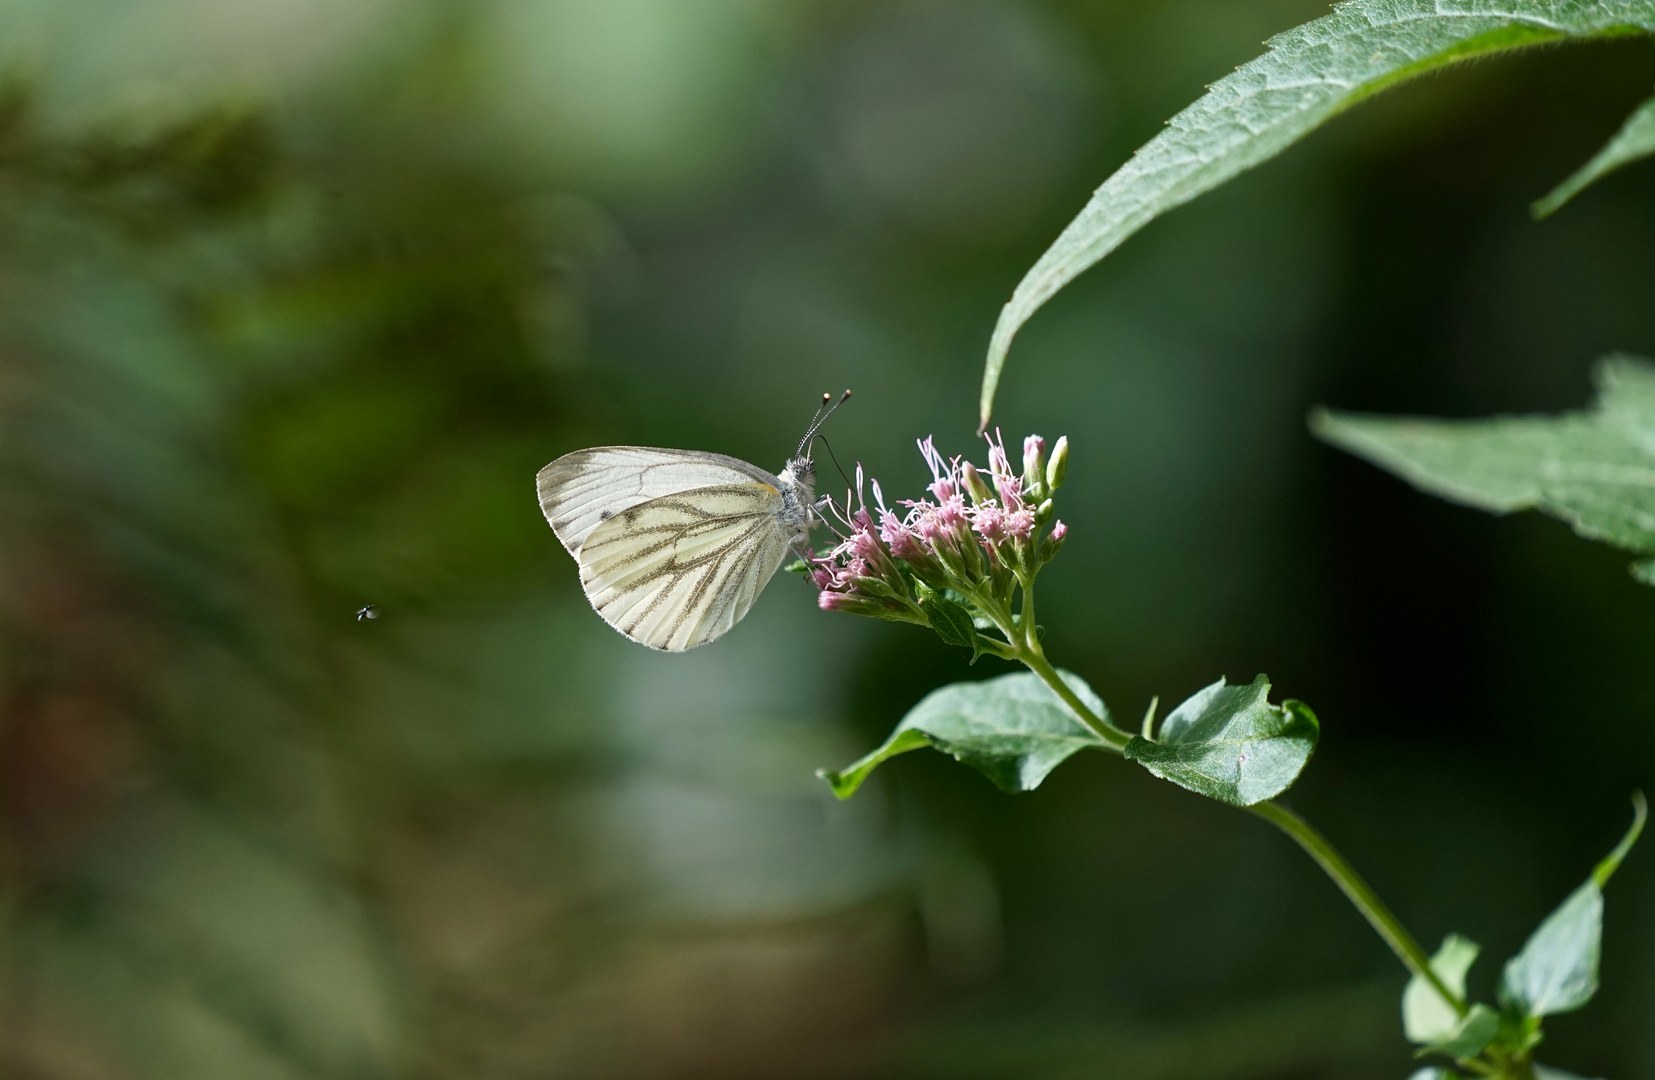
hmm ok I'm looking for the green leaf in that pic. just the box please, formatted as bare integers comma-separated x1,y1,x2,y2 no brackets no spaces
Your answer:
1503,880,1605,1018
916,581,984,656
1533,90,1655,218
1407,1070,1462,1080
1403,934,1479,1044
1500,794,1646,1018
1123,675,1318,806
818,671,1110,799
977,1,1655,428
1312,355,1655,582
1419,1004,1500,1059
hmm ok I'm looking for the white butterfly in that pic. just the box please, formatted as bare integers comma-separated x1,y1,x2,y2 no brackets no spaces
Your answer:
537,392,848,651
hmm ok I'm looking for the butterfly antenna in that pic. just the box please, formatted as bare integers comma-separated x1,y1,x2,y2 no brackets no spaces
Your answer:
797,389,852,458
797,392,832,457
814,433,853,491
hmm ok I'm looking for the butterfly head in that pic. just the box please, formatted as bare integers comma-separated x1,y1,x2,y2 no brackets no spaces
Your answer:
781,454,816,493
778,390,849,532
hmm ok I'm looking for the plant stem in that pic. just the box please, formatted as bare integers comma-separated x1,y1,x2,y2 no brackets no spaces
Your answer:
996,553,1459,1021
1018,646,1131,751
1248,800,1466,1018
1009,571,1132,752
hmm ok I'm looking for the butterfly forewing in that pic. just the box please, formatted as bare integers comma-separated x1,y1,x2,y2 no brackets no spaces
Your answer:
538,446,781,555
576,482,793,651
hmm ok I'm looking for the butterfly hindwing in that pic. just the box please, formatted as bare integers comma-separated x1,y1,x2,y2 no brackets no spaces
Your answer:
537,446,781,555
576,482,793,651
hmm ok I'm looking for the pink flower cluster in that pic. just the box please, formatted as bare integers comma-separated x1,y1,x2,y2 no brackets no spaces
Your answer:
808,431,1069,619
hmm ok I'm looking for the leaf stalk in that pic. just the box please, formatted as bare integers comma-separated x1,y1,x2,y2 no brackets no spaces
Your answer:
1247,800,1467,1020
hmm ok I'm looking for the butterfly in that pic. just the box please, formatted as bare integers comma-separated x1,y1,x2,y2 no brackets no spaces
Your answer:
537,391,849,651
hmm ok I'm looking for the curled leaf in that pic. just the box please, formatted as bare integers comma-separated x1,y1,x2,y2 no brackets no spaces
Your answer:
1124,675,1318,806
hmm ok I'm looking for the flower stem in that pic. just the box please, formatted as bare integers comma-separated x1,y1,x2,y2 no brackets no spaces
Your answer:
1018,647,1131,751
1247,800,1466,1018
942,514,1461,1025
1009,572,1132,752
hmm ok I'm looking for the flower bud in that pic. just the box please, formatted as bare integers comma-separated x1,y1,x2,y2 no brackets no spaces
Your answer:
1035,498,1054,524
1044,436,1069,493
934,527,985,587
960,461,993,504
818,590,894,618
1022,435,1046,495
987,435,1012,480
986,543,1014,598
1038,519,1068,564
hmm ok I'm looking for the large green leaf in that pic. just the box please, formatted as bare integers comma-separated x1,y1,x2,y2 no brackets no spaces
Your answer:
1403,934,1480,1045
1499,793,1646,1019
978,1,1655,428
1533,90,1655,218
819,670,1110,799
1123,675,1318,806
1312,355,1655,583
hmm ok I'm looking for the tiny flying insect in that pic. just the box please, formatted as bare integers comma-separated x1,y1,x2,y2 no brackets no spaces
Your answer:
356,604,379,622
536,390,850,651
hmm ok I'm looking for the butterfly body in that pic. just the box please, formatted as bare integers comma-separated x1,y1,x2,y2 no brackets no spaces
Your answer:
537,446,818,651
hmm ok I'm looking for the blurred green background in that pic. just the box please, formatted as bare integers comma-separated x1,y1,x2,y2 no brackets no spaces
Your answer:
0,2,1652,1078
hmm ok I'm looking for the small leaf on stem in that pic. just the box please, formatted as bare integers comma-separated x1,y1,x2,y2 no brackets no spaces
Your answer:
915,581,983,655
1499,793,1646,1019
1403,934,1478,1045
1139,696,1160,741
1416,1004,1499,1060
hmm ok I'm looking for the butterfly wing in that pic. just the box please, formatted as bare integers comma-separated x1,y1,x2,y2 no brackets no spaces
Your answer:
576,482,793,651
537,446,781,555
